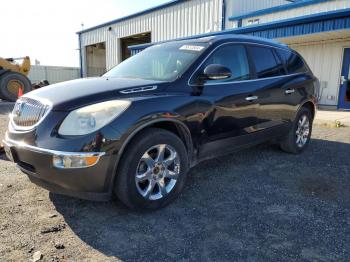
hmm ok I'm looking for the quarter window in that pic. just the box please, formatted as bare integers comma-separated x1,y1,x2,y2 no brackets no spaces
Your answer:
249,46,285,78
276,49,308,74
203,44,251,82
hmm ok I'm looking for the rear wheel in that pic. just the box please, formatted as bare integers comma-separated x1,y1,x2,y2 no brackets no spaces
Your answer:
280,107,313,154
0,72,32,101
114,128,189,211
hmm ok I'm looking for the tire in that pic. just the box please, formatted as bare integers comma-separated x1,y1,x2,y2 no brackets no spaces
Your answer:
114,128,189,211
280,107,313,154
0,72,32,102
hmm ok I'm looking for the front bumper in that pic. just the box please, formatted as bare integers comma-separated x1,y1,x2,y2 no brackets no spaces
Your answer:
2,136,115,201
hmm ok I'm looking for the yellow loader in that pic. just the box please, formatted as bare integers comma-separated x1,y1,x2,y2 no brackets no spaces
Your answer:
0,56,33,102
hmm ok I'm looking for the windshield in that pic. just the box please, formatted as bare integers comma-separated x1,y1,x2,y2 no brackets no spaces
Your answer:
104,42,208,81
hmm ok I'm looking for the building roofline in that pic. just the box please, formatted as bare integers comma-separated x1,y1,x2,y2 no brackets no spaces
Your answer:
229,0,333,21
77,0,185,35
229,7,350,34
129,34,285,50
130,8,350,50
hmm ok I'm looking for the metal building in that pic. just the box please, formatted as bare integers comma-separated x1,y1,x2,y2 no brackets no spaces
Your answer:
78,0,350,110
78,0,288,77
28,65,80,85
228,0,350,110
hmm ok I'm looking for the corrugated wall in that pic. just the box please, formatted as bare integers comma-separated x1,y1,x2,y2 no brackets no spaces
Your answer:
242,0,350,26
80,0,222,76
225,0,288,28
28,65,80,84
291,39,349,106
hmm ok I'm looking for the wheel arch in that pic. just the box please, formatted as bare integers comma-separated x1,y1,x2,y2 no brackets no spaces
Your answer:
300,100,316,120
109,118,195,193
119,118,194,160
293,99,316,122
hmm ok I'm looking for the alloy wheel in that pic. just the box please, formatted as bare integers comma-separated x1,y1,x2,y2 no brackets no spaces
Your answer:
295,114,310,148
135,144,180,201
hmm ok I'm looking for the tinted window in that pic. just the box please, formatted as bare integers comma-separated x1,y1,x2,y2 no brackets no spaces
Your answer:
249,46,285,78
203,44,251,82
276,49,308,74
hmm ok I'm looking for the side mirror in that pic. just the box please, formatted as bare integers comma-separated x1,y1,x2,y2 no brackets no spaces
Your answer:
203,64,232,80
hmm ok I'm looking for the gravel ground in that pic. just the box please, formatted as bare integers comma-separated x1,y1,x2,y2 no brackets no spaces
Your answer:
0,113,350,262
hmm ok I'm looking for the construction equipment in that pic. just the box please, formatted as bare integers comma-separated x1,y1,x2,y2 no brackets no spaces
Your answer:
0,56,33,102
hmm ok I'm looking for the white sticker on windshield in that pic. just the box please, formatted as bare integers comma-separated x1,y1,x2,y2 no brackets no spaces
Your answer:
179,45,205,52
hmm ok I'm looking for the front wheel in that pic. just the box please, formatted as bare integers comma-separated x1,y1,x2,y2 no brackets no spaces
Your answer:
280,107,313,154
114,128,189,211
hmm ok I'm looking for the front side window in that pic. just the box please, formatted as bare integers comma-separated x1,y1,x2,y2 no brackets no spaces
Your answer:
202,44,251,82
276,49,308,74
104,42,208,81
249,46,285,79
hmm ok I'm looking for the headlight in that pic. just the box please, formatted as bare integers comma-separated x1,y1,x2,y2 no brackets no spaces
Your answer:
58,100,131,136
53,153,104,169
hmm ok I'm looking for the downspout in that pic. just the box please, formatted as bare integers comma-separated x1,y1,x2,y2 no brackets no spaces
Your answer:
78,33,83,78
221,0,226,30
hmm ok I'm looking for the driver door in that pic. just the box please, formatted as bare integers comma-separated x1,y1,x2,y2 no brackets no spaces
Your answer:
195,44,261,159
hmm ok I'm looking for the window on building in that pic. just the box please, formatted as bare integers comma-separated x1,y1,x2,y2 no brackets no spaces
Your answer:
276,49,308,74
247,19,260,26
248,46,285,78
203,44,251,82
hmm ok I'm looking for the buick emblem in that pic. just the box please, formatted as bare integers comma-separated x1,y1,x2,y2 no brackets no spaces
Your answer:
14,101,25,117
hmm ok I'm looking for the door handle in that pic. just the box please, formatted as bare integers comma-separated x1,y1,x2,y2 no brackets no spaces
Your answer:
245,96,258,101
341,76,347,85
285,89,295,95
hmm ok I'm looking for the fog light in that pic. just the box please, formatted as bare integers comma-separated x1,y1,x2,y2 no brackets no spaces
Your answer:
53,154,102,169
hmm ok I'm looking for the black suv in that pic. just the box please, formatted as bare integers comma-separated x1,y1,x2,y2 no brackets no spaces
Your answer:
3,35,317,210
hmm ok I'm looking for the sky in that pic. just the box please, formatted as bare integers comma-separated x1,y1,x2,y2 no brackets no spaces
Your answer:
0,0,169,67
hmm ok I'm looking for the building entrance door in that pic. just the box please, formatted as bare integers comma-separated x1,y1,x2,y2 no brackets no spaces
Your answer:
338,48,350,110
121,32,151,61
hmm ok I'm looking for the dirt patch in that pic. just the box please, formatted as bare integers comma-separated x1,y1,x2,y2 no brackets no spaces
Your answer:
298,176,343,200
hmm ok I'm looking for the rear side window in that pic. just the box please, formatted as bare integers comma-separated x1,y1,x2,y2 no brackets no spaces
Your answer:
248,46,285,78
203,44,251,82
276,49,308,74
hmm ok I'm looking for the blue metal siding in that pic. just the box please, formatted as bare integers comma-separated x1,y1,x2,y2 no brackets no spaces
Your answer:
239,9,350,38
130,49,142,56
78,34,83,78
227,0,289,18
229,0,333,21
129,8,350,53
222,0,226,30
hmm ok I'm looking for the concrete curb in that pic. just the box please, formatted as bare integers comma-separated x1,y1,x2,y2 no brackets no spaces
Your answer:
313,119,349,128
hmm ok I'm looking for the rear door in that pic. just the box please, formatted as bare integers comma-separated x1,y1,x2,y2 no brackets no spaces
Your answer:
275,48,314,120
247,44,290,132
247,45,310,134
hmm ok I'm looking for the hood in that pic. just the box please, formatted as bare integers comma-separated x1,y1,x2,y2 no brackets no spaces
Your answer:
24,77,165,110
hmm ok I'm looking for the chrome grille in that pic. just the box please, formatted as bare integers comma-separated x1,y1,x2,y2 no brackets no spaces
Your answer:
11,98,50,129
